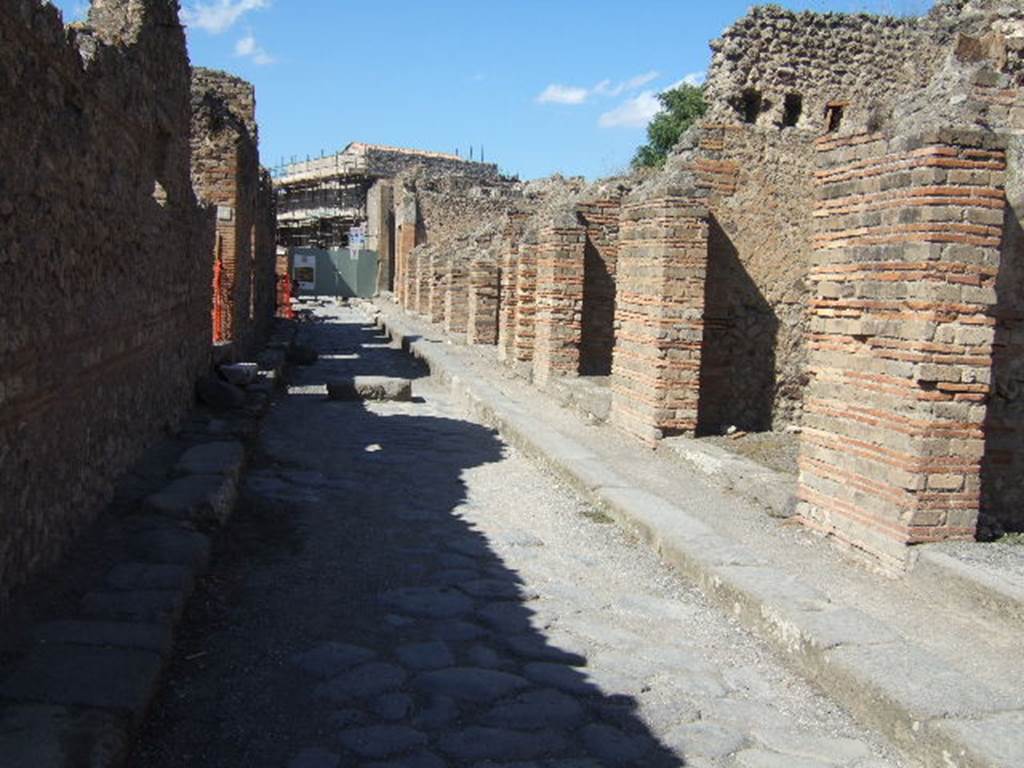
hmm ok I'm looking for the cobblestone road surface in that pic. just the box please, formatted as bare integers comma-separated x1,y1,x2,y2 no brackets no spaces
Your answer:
131,305,904,768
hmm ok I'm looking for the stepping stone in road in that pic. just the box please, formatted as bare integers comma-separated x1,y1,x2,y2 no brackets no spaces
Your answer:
290,642,376,679
326,376,412,402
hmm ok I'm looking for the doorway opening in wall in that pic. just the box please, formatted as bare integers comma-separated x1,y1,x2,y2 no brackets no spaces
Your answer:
783,94,803,127
825,101,846,133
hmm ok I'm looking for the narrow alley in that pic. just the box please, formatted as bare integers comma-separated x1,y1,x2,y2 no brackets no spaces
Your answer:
131,304,902,768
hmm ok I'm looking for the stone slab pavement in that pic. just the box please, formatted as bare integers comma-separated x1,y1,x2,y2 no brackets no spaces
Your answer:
368,298,1024,768
130,304,905,768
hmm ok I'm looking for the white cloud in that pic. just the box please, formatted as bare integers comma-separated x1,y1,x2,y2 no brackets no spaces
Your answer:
598,90,662,128
594,70,660,97
663,71,707,92
182,0,270,34
235,33,274,64
537,70,660,106
537,84,590,105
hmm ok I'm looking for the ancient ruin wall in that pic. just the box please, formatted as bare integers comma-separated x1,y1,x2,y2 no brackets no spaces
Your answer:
0,0,214,609
253,168,278,345
191,67,261,352
683,6,948,433
577,197,623,377
799,128,1007,565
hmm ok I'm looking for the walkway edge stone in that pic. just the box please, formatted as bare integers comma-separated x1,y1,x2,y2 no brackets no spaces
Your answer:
370,299,1020,768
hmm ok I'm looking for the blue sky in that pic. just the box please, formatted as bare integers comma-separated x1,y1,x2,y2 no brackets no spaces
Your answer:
55,0,931,180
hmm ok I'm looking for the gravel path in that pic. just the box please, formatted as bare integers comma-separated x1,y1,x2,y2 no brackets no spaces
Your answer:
131,305,904,768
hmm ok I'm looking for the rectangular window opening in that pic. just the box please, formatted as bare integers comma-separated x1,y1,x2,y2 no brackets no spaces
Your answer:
783,94,803,127
825,102,845,133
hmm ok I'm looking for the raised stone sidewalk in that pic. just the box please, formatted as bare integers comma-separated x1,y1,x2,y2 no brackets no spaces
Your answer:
368,298,1024,768
0,322,297,768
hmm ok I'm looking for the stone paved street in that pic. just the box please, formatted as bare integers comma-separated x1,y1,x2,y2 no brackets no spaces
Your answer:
131,305,903,768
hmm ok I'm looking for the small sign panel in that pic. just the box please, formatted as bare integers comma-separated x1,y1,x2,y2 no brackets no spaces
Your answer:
293,253,316,290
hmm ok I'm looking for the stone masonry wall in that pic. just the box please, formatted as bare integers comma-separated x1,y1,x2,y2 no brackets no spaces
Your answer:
577,197,623,376
0,0,214,611
799,128,1007,565
610,192,709,444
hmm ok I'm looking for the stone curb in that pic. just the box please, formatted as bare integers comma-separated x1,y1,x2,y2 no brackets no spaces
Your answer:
911,547,1024,632
0,323,297,768
370,300,1023,768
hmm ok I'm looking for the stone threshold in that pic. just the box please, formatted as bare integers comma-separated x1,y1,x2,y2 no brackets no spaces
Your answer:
369,298,1024,768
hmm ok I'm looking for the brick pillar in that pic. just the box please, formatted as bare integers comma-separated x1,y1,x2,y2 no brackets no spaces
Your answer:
533,215,585,387
396,189,417,308
514,231,538,364
799,129,1007,566
498,242,518,362
610,191,709,444
425,249,446,323
468,254,500,345
445,253,469,335
408,248,422,315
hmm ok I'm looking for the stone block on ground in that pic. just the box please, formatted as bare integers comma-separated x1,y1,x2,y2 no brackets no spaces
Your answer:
175,440,245,480
0,644,163,716
80,589,185,624
143,474,237,527
0,704,128,768
218,362,259,387
33,620,172,656
196,374,246,410
326,376,413,402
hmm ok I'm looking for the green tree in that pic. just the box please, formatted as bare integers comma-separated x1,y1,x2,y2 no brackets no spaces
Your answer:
632,84,707,170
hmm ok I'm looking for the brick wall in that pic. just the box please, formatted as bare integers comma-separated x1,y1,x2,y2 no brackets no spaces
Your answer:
0,0,214,610
513,232,539,364
610,192,710,444
532,216,586,387
252,169,277,345
798,128,1007,565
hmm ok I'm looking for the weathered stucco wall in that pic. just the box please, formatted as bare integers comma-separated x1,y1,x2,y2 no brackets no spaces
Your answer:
0,0,214,610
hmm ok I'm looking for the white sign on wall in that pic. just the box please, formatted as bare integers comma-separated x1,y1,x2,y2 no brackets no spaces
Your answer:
294,253,316,290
